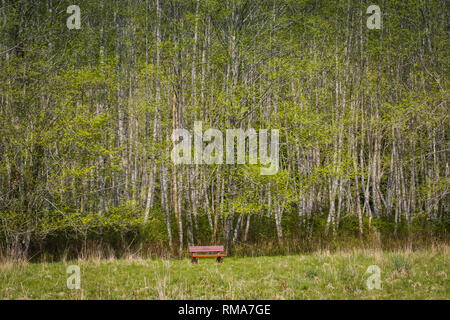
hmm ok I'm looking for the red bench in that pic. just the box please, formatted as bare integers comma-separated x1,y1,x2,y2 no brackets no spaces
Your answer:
189,245,227,264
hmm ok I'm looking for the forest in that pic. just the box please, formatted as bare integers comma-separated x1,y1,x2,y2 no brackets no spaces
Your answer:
0,0,448,262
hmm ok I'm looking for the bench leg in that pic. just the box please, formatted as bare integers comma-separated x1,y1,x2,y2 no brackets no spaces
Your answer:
191,256,198,264
216,256,223,263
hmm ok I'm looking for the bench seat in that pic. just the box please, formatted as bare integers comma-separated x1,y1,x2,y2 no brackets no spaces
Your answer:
192,254,228,258
189,245,227,263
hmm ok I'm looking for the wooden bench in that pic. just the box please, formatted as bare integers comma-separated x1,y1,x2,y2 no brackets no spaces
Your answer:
189,245,227,264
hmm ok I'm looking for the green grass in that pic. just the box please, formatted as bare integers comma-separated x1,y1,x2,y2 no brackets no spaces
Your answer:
1,248,449,299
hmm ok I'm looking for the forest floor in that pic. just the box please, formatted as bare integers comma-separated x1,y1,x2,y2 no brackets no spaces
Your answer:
1,247,449,299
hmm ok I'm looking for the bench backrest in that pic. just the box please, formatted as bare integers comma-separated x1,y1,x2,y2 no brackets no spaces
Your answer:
188,246,224,253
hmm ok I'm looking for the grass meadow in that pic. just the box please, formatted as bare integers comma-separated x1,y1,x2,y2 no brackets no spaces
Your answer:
1,245,449,300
